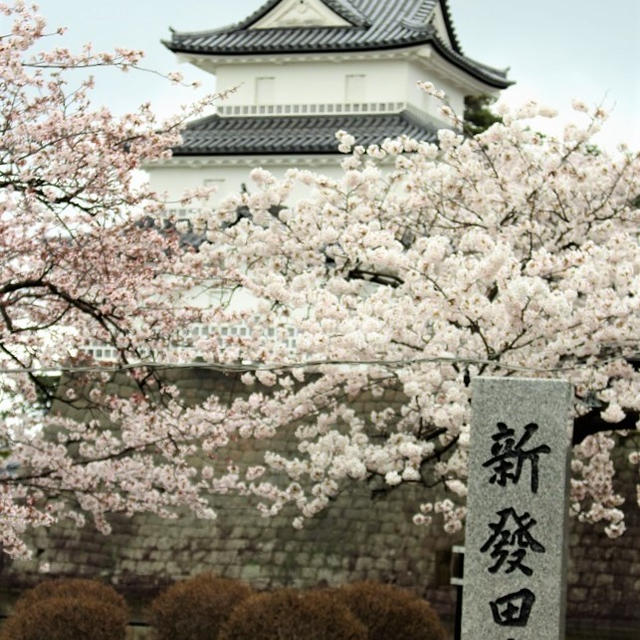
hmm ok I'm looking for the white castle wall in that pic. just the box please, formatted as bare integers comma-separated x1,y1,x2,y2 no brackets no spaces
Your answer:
148,158,347,208
213,56,466,124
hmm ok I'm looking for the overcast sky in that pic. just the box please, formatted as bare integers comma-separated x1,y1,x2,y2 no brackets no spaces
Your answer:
23,1,640,149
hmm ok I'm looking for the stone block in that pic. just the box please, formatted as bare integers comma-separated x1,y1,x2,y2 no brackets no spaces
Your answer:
569,588,587,602
239,564,262,581
595,574,614,587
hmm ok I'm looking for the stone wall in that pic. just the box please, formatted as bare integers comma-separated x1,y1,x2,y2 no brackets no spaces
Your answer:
1,368,639,638
566,437,640,637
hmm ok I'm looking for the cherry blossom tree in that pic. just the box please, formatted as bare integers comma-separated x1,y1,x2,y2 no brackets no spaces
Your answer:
0,0,237,557
2,0,640,560
197,87,640,541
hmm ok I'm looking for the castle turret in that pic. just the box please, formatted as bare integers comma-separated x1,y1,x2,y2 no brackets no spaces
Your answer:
152,0,512,208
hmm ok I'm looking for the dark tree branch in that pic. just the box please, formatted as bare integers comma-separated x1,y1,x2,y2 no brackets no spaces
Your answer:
572,408,639,445
347,268,404,288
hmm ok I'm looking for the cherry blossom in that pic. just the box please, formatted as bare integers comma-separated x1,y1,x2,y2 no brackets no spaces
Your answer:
0,1,232,557
198,86,640,540
2,0,639,559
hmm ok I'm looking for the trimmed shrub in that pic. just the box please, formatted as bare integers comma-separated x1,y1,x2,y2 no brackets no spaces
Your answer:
336,581,447,640
148,573,252,640
10,578,126,614
218,588,367,640
0,595,128,640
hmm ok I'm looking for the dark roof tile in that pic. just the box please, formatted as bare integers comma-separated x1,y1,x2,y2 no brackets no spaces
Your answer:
166,0,511,88
173,111,437,156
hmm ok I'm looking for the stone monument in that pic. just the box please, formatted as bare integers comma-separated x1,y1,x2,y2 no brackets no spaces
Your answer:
461,377,572,639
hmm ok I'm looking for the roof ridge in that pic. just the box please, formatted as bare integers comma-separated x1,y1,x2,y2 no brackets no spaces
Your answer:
400,1,463,54
165,1,512,88
400,18,435,33
430,32,510,78
400,0,437,27
323,0,370,27
232,0,369,32
437,0,462,54
230,0,281,32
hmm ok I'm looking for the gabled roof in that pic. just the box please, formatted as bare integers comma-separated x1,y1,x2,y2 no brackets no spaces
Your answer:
172,111,437,156
235,0,372,29
166,0,511,89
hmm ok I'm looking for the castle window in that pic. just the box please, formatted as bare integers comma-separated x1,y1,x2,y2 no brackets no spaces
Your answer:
345,74,366,103
255,76,275,104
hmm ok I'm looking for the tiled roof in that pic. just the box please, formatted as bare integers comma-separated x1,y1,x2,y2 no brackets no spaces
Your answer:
232,0,373,29
166,0,511,88
173,111,437,156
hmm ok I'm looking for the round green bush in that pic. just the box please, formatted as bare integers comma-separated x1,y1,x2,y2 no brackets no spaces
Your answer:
336,581,447,640
148,573,253,640
218,588,367,640
0,595,128,640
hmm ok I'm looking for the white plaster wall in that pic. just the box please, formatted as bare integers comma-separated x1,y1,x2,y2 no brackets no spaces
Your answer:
215,59,410,107
407,60,465,123
148,159,346,208
214,57,466,124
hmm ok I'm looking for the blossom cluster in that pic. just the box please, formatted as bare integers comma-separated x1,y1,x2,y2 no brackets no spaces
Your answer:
0,1,230,556
2,0,639,556
199,89,640,538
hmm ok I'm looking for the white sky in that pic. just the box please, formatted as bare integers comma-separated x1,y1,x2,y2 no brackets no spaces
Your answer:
21,1,640,150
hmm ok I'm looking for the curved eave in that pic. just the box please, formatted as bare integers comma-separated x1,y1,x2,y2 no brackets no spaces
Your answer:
438,0,462,54
167,35,512,90
429,36,513,89
171,111,438,157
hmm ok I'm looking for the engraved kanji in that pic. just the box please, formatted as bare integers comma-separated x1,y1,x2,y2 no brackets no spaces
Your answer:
480,507,545,575
490,588,536,627
482,422,551,493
